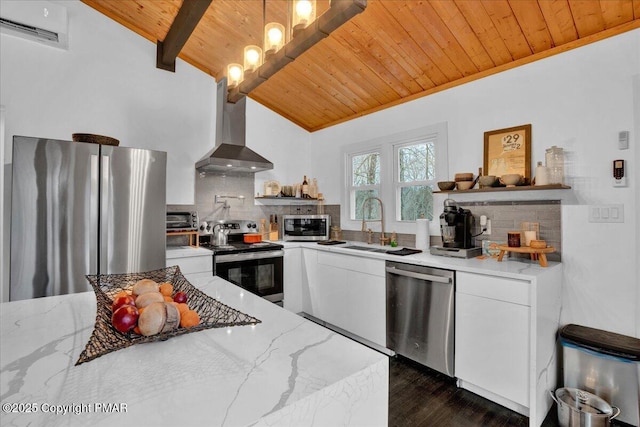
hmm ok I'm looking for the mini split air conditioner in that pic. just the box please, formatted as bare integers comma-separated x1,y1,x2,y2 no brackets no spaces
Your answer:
0,0,68,49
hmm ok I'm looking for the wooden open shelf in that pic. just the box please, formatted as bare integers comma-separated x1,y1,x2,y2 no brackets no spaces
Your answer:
434,184,570,194
166,230,199,248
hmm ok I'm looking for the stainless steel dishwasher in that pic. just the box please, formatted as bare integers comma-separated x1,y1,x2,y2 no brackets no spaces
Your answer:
385,261,455,377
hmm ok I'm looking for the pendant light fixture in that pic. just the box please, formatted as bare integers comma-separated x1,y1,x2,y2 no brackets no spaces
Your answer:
227,0,367,103
226,63,244,88
264,22,285,61
291,0,315,38
243,45,263,75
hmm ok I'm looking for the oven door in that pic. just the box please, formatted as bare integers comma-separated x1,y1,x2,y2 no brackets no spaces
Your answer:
214,250,284,304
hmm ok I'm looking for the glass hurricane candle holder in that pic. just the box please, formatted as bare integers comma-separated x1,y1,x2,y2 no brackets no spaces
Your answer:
264,22,285,60
243,45,262,74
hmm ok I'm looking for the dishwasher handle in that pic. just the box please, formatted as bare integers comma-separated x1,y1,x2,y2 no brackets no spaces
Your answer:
385,266,452,284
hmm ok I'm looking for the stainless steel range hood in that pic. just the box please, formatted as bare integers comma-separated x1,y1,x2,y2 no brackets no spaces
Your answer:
196,78,273,173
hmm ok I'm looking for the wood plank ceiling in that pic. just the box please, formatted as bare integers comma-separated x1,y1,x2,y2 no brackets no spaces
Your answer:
83,0,640,132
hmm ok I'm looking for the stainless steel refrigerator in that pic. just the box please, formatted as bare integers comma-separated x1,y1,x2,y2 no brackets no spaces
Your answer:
10,136,167,301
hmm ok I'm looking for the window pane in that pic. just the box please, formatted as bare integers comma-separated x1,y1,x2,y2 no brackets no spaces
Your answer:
400,185,433,221
399,142,435,182
354,190,380,220
352,152,380,186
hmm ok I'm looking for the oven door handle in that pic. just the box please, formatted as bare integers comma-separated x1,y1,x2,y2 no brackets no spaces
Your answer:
215,250,284,263
385,266,452,284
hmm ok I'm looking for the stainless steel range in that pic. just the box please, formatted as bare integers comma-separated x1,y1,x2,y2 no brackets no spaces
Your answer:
200,219,284,305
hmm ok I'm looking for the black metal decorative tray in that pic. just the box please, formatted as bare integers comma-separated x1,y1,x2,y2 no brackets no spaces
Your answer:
76,265,260,365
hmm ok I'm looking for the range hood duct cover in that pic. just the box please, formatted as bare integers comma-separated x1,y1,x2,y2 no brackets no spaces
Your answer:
196,78,273,173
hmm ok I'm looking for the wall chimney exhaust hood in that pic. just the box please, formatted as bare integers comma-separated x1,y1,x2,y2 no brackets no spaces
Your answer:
196,78,273,173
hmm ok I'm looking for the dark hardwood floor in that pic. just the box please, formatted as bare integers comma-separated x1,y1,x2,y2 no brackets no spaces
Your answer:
389,355,557,427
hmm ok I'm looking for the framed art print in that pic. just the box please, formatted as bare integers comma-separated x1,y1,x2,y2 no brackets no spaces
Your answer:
483,124,531,180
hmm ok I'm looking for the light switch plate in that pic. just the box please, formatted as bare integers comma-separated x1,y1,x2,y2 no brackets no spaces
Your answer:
618,131,629,150
588,204,624,223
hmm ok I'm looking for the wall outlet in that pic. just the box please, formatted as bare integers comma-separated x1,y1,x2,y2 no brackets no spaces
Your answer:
485,219,492,235
588,204,624,223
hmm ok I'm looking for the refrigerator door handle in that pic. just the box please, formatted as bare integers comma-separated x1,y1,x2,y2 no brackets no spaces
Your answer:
100,154,110,272
90,154,99,274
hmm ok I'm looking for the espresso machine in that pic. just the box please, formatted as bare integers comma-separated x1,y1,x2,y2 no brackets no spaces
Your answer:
430,199,482,258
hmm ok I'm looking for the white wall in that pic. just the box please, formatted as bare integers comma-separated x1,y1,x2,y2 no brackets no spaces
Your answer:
310,30,640,338
246,98,311,196
0,0,217,204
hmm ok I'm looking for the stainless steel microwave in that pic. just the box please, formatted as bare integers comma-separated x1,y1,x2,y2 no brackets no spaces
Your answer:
282,214,330,241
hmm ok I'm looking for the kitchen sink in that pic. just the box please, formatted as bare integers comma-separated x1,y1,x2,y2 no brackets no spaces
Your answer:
342,245,388,253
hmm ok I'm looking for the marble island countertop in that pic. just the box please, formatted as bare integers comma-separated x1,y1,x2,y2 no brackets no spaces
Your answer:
0,275,388,427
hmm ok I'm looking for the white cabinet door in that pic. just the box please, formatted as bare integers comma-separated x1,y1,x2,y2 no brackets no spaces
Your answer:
283,247,303,313
455,291,530,407
313,252,386,348
301,248,318,316
343,269,386,347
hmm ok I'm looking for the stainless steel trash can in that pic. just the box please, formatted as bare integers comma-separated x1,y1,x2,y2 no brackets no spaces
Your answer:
560,324,640,426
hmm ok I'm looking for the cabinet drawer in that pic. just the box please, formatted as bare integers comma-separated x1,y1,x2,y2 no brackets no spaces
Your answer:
167,256,212,275
317,252,385,277
457,271,530,306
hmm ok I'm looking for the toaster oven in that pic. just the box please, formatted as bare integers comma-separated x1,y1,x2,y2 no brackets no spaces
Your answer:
166,211,198,231
282,214,330,241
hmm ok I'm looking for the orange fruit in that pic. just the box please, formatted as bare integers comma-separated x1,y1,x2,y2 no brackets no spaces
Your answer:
176,303,190,315
180,310,200,328
163,295,174,302
159,282,173,296
138,306,145,316
114,290,129,299
133,325,142,335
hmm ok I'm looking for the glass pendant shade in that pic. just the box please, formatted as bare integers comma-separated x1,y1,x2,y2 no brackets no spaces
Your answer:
243,45,263,74
291,0,315,38
227,63,244,88
264,22,285,59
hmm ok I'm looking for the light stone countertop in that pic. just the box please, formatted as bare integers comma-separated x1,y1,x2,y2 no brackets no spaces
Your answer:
280,241,562,281
166,246,213,259
0,275,388,427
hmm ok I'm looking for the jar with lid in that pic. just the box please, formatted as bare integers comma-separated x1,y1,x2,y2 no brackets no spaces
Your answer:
545,146,564,185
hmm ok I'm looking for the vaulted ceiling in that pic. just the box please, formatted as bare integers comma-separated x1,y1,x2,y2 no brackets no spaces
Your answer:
82,0,640,132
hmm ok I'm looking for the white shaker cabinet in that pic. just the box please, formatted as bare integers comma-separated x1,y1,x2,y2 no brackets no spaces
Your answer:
454,269,562,427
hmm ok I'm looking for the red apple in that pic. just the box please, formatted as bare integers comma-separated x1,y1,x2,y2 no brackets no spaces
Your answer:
112,305,139,333
112,294,136,312
173,291,187,304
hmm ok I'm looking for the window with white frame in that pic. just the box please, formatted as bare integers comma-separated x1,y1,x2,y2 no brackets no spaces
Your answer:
342,123,448,234
395,138,436,221
348,150,381,220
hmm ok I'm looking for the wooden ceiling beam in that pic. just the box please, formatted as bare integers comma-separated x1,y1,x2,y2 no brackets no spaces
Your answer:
157,0,213,72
